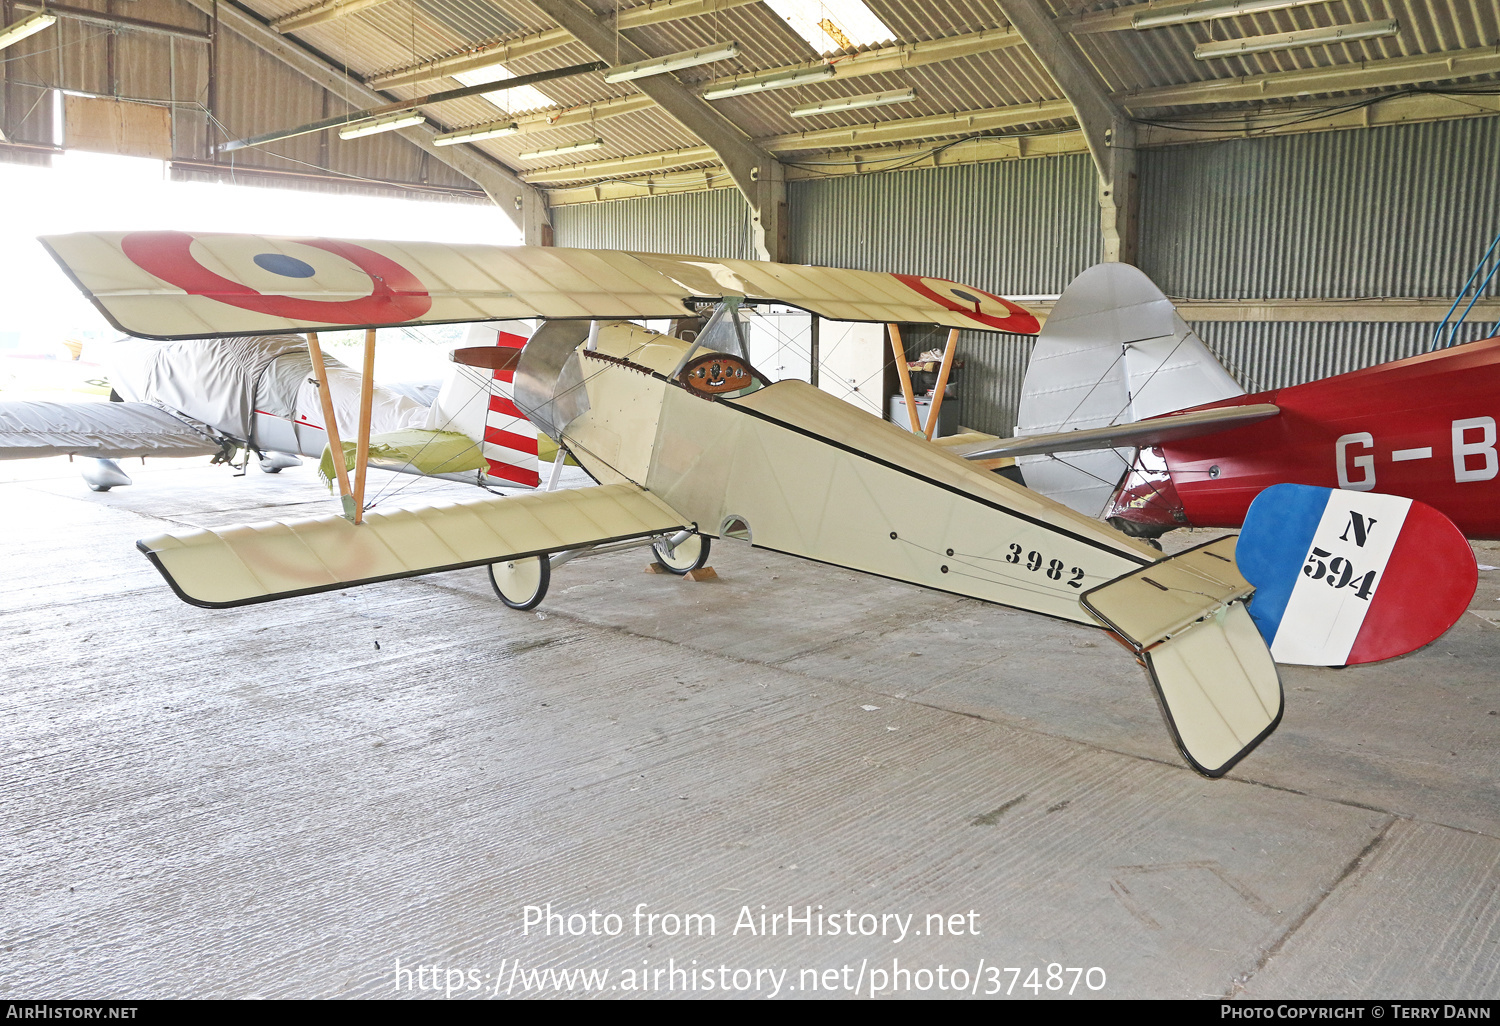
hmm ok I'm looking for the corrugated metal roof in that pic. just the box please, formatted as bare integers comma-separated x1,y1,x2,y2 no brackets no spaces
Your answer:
203,0,1499,189
695,47,1066,140
1074,0,1500,106
4,0,1497,203
0,0,483,195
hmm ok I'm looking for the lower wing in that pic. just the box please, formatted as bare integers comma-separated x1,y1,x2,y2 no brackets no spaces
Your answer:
0,400,224,460
138,481,690,607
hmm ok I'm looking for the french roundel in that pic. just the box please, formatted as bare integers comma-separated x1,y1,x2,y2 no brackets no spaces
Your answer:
119,231,432,324
894,274,1039,334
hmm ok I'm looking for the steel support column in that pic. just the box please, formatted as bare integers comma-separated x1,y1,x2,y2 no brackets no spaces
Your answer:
525,0,787,261
997,0,1137,263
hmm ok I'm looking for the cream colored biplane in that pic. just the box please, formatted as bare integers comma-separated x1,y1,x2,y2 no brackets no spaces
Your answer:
41,231,1282,778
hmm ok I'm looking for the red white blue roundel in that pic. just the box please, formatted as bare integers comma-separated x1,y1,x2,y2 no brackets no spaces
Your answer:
120,231,432,324
894,274,1039,334
1236,483,1476,666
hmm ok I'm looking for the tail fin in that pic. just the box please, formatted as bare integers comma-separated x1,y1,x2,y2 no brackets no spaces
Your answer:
1016,264,1243,516
430,321,541,487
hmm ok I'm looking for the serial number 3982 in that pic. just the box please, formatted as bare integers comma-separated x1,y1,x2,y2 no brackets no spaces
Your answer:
1005,543,1086,588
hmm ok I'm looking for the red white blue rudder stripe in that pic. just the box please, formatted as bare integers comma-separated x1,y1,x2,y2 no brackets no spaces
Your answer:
1236,483,1476,665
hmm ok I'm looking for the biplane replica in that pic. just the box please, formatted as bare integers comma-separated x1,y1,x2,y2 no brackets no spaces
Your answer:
31,232,1480,778
0,318,552,493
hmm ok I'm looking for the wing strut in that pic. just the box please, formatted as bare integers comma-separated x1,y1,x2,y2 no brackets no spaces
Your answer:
352,328,376,525
889,324,921,432
305,331,357,521
924,327,960,441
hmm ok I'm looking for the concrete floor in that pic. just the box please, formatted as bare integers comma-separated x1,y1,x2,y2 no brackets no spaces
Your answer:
1,455,1497,1000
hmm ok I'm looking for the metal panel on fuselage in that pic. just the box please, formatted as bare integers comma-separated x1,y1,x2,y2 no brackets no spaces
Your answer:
1161,338,1500,539
643,379,1154,625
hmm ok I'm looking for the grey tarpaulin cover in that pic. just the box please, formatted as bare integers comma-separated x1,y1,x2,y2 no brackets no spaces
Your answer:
101,334,308,439
0,401,222,459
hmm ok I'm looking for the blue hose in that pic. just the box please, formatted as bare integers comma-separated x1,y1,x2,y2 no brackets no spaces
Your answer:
1447,257,1500,348
1432,227,1500,351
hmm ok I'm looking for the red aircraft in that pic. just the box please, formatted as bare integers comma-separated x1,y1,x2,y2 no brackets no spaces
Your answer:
960,265,1500,542
1111,338,1500,540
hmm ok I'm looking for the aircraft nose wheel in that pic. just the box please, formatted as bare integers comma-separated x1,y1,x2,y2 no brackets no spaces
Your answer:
489,555,551,610
651,533,711,575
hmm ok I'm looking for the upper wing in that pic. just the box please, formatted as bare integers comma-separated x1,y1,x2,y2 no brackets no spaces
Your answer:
0,400,223,460
952,403,1281,461
40,232,1040,340
138,481,689,607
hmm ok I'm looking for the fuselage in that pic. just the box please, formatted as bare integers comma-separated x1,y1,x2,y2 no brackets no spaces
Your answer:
1114,337,1500,539
544,323,1160,626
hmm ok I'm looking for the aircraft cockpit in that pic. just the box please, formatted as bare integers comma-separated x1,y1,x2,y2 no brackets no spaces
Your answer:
666,298,770,400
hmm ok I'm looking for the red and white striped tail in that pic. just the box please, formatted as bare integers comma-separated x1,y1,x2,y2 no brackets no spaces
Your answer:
469,322,539,487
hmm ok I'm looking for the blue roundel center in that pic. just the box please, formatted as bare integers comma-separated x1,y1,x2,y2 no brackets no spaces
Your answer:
253,252,316,278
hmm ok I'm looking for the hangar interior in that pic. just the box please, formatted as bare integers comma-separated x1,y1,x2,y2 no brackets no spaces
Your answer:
1,0,1498,1000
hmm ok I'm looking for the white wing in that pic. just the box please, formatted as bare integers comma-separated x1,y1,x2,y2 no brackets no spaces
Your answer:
41,233,1042,340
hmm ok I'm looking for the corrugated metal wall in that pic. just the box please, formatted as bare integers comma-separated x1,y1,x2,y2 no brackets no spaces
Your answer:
552,155,1100,435
1139,118,1500,299
552,155,1102,289
551,188,754,258
788,155,1101,295
789,157,1101,436
1199,319,1498,395
553,122,1500,434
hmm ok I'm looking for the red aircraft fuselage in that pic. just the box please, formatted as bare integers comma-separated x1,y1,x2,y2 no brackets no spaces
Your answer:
1110,336,1500,540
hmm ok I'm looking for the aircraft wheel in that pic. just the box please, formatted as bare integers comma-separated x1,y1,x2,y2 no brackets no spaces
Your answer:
489,555,551,610
651,533,711,575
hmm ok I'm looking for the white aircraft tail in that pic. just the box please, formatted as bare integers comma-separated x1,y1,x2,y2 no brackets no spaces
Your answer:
1016,264,1243,517
429,321,540,487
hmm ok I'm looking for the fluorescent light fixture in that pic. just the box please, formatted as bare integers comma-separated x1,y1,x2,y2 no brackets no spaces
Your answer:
0,9,58,51
1194,18,1399,59
338,111,425,140
1134,0,1335,30
518,138,604,159
604,42,740,84
702,64,835,101
433,121,520,146
762,0,894,54
789,87,915,118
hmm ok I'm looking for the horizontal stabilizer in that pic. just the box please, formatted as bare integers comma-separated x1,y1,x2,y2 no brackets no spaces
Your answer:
0,400,222,460
1084,537,1282,776
138,482,690,607
955,403,1280,461
318,430,487,482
